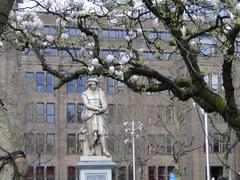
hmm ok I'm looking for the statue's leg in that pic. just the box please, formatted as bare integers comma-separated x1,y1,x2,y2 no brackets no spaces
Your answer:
89,146,95,155
100,136,111,157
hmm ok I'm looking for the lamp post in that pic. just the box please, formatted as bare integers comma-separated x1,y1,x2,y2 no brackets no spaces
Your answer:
193,102,211,180
203,111,211,180
123,121,143,180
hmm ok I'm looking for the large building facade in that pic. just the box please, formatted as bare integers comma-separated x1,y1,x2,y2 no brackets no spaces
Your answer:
0,1,240,180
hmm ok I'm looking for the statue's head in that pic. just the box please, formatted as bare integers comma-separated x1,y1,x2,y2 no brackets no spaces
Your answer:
86,78,99,90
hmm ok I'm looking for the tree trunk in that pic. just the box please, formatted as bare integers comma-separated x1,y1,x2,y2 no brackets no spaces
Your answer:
0,0,15,34
222,151,229,179
0,108,28,179
174,163,182,180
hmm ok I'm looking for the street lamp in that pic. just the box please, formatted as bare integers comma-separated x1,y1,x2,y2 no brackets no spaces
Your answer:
193,102,211,180
123,121,143,180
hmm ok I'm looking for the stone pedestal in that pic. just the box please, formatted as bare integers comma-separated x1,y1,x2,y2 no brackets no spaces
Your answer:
76,156,116,180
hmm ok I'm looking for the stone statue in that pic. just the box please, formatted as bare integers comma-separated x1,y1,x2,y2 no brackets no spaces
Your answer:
80,78,111,157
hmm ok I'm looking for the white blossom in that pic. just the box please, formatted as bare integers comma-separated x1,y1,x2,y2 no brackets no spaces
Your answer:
119,55,130,65
109,18,118,24
136,28,143,37
109,66,115,74
106,54,114,63
209,0,219,7
124,139,129,144
181,0,187,4
128,31,134,36
87,42,95,47
80,32,87,39
133,0,144,10
123,121,128,126
181,25,187,38
0,41,3,47
152,0,163,6
153,18,160,29
60,33,69,40
56,18,66,27
92,58,100,66
42,41,48,46
46,35,54,42
224,25,232,34
115,70,124,80
125,35,131,42
229,12,235,21
45,0,53,9
131,75,139,82
88,66,94,73
236,3,240,12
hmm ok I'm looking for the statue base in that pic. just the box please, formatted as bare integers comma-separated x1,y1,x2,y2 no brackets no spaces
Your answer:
76,156,116,180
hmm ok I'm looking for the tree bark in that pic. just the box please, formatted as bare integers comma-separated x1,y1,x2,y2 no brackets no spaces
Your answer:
0,0,15,34
0,107,28,179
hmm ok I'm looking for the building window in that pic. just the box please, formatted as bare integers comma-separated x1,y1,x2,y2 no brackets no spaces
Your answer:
25,103,34,122
158,134,166,154
36,72,45,93
67,80,75,93
143,51,155,60
46,166,55,180
158,166,165,180
148,166,156,180
67,104,75,123
67,166,77,180
46,73,54,93
67,77,86,94
146,105,156,125
167,166,175,179
102,29,126,39
36,133,44,154
108,104,116,123
166,106,173,125
67,134,83,155
25,72,55,93
26,166,55,180
198,37,216,56
155,105,174,126
36,166,44,180
77,134,83,155
46,134,55,154
166,135,173,154
128,166,133,180
26,72,34,92
138,7,154,19
24,133,34,154
43,25,56,35
77,103,84,123
211,73,218,92
107,78,116,95
46,103,55,123
77,77,85,93
67,134,76,154
24,133,55,155
36,102,44,123
210,133,224,153
45,48,57,57
26,167,34,180
148,134,172,155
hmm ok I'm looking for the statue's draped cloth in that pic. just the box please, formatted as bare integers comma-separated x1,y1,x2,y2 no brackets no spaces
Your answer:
81,89,108,147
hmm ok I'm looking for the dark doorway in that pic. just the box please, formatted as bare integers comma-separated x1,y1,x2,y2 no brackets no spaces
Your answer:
210,166,223,180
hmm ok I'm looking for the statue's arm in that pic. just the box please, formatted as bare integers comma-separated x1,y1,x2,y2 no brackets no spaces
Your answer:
82,94,101,111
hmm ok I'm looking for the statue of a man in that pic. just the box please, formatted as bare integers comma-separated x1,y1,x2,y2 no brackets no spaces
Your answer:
81,78,111,157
